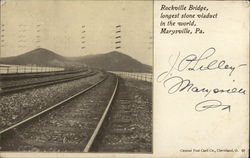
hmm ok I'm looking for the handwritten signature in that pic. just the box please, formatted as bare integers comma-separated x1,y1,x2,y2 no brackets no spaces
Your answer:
157,47,247,112
157,47,247,83
195,100,231,112
158,75,246,97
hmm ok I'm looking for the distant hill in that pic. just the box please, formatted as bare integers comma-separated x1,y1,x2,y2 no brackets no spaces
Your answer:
0,48,83,68
75,51,152,72
0,48,152,72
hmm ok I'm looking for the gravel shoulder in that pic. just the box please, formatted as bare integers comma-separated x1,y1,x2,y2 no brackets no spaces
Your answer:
92,77,152,152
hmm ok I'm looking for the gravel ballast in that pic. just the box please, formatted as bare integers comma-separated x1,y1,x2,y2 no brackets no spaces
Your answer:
92,77,152,152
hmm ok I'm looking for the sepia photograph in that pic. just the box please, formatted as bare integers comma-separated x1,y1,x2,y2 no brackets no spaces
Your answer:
0,0,153,153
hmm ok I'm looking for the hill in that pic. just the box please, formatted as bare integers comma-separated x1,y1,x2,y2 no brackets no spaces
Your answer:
0,48,83,68
0,48,152,72
75,51,152,72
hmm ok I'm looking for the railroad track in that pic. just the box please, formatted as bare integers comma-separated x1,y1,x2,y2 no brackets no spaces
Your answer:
0,71,98,95
0,73,118,152
91,77,152,152
0,69,88,81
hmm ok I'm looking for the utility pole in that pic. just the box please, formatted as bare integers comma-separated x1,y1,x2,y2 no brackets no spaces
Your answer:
114,25,122,50
36,24,41,48
18,24,27,50
148,32,153,50
81,25,86,55
0,24,5,57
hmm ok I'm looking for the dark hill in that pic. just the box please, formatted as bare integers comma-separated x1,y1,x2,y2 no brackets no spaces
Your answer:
76,51,152,72
0,48,82,67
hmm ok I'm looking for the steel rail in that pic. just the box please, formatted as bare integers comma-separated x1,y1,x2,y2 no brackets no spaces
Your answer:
0,69,85,77
83,74,118,152
0,69,87,81
0,71,97,94
1,71,95,89
0,76,107,136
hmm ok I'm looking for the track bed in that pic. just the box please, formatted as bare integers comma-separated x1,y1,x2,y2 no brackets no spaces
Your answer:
0,74,117,152
92,77,152,153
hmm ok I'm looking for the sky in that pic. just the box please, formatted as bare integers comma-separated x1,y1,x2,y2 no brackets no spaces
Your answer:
0,0,153,65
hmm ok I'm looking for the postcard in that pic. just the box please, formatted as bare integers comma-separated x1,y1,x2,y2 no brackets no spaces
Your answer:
0,0,249,158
